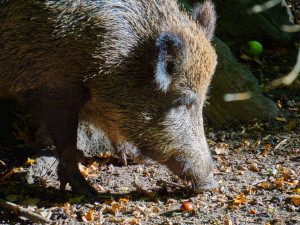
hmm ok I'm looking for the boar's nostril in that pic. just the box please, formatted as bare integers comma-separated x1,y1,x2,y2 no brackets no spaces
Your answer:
193,177,218,193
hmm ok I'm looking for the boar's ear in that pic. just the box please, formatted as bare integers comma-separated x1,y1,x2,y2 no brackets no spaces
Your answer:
192,0,216,41
155,32,183,92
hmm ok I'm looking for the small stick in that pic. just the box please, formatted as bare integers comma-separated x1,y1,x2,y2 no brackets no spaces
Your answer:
0,198,51,223
158,179,190,190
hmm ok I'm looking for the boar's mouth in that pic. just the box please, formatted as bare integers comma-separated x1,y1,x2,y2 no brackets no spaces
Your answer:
164,152,217,192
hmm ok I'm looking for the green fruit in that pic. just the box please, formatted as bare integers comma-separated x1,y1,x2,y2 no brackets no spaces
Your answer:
243,41,263,57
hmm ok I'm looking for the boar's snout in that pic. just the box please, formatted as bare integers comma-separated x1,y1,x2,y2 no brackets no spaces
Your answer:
192,172,218,193
165,148,217,193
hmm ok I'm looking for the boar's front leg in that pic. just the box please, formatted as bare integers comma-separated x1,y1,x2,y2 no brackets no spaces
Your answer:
45,109,98,197
28,85,98,197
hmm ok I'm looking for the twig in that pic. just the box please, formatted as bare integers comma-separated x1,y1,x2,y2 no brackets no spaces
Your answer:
0,198,51,223
158,179,190,190
275,138,288,150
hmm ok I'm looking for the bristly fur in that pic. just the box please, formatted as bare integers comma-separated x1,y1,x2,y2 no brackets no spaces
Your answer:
0,0,218,193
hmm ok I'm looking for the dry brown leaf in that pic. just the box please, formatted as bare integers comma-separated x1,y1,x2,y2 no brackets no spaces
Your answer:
119,198,129,203
224,217,233,225
243,140,250,147
109,217,125,223
87,161,99,173
103,200,112,206
259,182,269,190
248,209,257,214
153,207,160,213
233,193,248,206
0,168,21,182
284,120,297,131
78,164,89,176
82,209,94,222
215,146,228,155
167,198,176,204
111,202,121,213
238,165,248,171
130,218,140,225
134,181,156,199
249,164,259,172
291,195,300,206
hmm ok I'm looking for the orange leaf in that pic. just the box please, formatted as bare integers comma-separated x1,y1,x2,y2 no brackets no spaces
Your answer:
248,209,257,214
249,163,259,172
78,164,89,176
82,209,94,222
291,195,300,206
259,182,269,190
224,217,233,225
119,198,129,203
233,193,248,205
130,219,140,225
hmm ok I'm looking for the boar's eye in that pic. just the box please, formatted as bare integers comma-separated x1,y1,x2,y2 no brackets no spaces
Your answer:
183,102,192,110
175,96,194,110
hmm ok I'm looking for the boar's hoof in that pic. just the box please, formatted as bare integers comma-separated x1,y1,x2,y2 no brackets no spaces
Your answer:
58,161,98,198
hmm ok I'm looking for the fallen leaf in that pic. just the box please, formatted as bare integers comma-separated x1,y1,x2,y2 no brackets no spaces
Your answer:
82,209,94,222
259,182,269,190
248,209,257,214
284,120,296,131
275,117,287,122
268,208,275,213
130,218,140,225
25,158,35,165
244,140,250,147
224,217,233,225
119,198,129,203
69,195,85,204
78,164,89,176
249,162,259,172
0,168,21,182
153,207,160,213
233,193,248,205
119,187,130,192
291,195,300,206
109,217,125,223
134,181,155,199
238,165,248,171
111,202,121,213
215,146,228,155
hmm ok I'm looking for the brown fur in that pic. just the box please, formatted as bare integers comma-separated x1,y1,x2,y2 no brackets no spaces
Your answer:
0,0,217,195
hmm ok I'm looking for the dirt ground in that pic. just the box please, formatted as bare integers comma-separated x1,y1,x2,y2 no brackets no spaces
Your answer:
0,114,299,224
0,1,300,225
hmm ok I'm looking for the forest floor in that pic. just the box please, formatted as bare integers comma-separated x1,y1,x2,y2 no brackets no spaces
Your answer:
0,108,299,225
0,2,300,225
0,44,299,224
